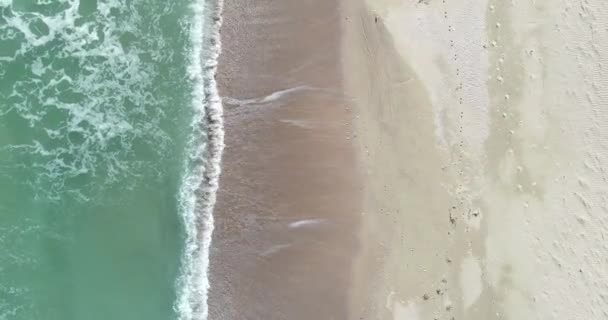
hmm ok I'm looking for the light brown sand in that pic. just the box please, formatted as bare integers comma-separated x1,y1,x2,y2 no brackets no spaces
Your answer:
344,0,608,319
209,0,362,319
341,1,460,319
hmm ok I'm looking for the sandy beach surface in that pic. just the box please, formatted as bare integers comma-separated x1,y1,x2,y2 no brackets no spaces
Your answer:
211,0,608,319
209,0,361,319
345,0,608,319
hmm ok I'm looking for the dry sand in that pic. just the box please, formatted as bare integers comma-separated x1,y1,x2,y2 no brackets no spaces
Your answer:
344,0,608,319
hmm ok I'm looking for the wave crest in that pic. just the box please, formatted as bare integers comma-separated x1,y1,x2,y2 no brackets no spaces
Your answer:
174,0,225,319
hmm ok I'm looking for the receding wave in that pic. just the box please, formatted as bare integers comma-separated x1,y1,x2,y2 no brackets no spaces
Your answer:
174,0,224,319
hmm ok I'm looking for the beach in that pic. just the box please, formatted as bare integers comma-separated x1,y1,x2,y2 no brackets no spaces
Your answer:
210,0,608,319
346,0,608,319
2,0,608,318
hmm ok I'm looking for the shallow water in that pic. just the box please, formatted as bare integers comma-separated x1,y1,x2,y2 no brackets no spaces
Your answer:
0,0,222,319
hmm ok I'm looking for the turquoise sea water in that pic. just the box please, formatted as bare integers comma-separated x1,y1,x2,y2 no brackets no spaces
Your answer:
0,0,223,319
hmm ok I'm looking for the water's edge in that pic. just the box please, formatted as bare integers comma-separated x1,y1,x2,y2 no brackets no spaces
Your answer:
175,0,225,319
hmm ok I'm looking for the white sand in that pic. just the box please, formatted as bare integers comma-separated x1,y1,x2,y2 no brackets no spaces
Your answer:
344,0,608,319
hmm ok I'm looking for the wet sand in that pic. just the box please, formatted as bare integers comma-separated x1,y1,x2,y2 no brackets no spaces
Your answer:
209,0,361,319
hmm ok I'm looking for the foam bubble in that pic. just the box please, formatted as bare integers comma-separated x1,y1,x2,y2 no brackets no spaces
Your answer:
288,218,326,229
174,0,224,319
0,0,173,200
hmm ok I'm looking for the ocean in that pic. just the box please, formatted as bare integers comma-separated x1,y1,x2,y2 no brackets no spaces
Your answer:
0,0,223,319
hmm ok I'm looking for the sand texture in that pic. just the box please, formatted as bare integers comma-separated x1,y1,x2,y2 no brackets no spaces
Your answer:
210,0,608,318
209,0,362,319
344,0,608,319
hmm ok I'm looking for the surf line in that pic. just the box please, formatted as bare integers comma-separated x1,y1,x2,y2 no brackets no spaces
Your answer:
174,0,225,319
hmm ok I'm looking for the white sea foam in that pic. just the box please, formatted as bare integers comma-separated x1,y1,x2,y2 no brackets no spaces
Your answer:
260,244,291,257
279,119,316,129
288,218,326,229
0,0,170,199
223,85,313,106
174,0,224,319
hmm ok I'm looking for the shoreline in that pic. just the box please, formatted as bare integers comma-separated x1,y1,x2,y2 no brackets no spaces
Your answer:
175,0,225,318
